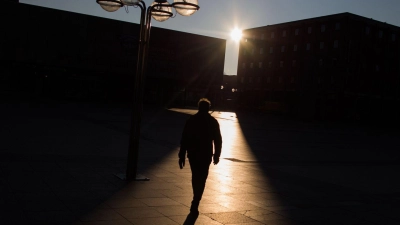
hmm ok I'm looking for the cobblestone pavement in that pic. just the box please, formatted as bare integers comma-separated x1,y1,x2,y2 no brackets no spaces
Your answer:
1,102,400,225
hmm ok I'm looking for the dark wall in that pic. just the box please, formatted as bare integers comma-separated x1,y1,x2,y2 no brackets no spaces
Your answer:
0,1,226,106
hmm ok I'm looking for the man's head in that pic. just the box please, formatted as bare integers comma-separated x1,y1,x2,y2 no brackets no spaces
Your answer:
198,98,211,112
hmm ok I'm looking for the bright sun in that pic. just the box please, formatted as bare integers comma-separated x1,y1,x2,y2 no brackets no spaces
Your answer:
230,28,242,42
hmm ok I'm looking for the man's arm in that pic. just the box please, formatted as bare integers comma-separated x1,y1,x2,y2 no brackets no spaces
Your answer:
179,119,190,158
178,147,187,160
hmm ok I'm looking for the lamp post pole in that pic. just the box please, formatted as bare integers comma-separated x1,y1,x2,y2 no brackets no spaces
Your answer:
96,0,200,182
127,0,147,182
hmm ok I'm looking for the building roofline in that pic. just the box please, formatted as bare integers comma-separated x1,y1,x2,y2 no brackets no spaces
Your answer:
18,2,226,42
245,12,400,31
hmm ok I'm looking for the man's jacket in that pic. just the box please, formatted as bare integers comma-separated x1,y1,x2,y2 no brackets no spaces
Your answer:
179,112,222,160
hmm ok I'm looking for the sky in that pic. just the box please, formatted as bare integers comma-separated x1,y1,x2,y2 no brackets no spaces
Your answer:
20,0,400,75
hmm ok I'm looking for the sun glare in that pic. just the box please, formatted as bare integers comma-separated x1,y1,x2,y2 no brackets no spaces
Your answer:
230,28,242,42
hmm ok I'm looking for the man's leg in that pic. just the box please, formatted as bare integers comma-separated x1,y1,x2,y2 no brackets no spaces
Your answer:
189,158,211,213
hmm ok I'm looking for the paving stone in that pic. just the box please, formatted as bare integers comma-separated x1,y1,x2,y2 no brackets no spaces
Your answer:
205,212,259,224
225,222,265,225
29,162,64,172
198,203,233,214
154,205,190,216
25,210,77,225
1,162,34,172
203,194,237,204
168,196,194,206
112,188,166,198
169,214,224,225
247,199,290,208
246,211,291,224
7,177,52,192
240,209,275,217
79,209,126,221
105,197,147,208
0,209,30,225
219,200,264,211
159,189,193,197
71,219,133,225
367,207,400,220
55,191,104,203
115,207,164,219
350,210,400,225
127,216,179,225
140,197,181,206
0,193,21,211
208,184,244,195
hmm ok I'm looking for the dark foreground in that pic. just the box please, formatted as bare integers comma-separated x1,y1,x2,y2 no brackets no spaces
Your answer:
1,102,399,225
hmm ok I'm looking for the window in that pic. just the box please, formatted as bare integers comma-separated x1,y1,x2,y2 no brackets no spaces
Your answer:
308,26,312,34
292,60,296,67
320,42,324,49
250,63,253,68
321,24,326,32
365,26,370,35
257,77,261,82
317,77,321,84
379,30,383,38
259,62,262,68
334,40,339,48
249,77,253,83
271,32,275,38
261,33,265,40
280,61,284,67
335,22,341,30
267,77,271,83
319,59,323,67
269,47,273,53
306,43,310,50
260,48,264,54
293,44,298,51
392,34,396,41
242,63,246,69
281,46,285,52
279,77,283,83
268,61,272,68
331,76,334,84
376,65,380,72
295,28,299,35
282,30,286,37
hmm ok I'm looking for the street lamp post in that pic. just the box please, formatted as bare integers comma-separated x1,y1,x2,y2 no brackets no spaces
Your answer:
96,0,200,182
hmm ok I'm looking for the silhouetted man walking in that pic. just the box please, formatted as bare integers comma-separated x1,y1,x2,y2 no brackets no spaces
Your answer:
179,98,222,215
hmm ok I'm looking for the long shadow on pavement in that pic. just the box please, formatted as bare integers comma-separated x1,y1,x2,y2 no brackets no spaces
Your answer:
233,111,400,225
0,102,193,225
3,102,399,224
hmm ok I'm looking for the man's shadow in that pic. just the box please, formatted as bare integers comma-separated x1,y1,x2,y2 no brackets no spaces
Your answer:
183,212,199,225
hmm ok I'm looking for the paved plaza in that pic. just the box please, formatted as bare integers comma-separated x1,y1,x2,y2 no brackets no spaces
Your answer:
1,102,400,225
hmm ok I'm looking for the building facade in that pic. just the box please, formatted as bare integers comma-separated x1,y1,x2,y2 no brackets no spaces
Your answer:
1,1,225,107
237,13,400,122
